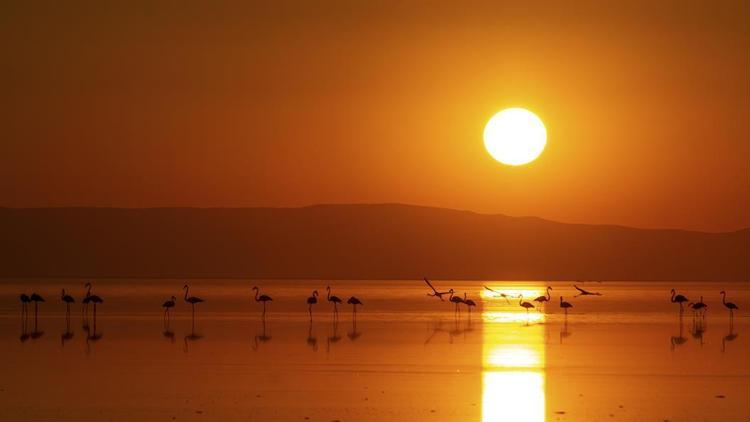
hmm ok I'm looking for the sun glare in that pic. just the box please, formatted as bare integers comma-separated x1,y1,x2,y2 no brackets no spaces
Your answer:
483,108,547,166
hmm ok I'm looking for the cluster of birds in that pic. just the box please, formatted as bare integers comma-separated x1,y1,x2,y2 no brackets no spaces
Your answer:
19,282,103,321
669,289,739,318
423,278,586,316
162,284,365,322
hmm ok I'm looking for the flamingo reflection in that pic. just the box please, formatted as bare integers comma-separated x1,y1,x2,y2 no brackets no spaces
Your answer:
326,319,342,353
347,318,362,341
252,319,272,351
306,320,318,351
670,314,688,351
721,320,739,353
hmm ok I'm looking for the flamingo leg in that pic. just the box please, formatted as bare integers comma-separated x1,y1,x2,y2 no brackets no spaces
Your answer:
309,304,313,322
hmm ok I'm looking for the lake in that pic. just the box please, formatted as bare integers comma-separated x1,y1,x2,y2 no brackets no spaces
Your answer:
0,279,747,421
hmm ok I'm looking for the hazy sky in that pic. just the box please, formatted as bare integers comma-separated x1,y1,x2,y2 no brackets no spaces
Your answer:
2,1,750,231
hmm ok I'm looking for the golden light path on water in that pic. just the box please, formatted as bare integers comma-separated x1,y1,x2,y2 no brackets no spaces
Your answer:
482,287,546,422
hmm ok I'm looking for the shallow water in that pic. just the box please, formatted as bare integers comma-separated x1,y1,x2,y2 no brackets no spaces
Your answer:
0,279,748,421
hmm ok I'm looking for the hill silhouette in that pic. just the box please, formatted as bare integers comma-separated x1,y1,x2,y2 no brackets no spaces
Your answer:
1,204,748,280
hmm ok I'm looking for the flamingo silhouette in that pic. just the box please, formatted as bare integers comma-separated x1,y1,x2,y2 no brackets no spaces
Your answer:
252,286,273,318
560,296,573,315
61,289,75,317
326,286,342,318
307,290,319,322
424,278,451,301
483,285,515,304
448,289,464,315
30,293,44,324
183,284,204,321
85,287,103,321
720,291,739,320
670,289,689,312
162,296,176,321
688,296,707,318
574,285,602,296
463,293,477,315
533,286,552,311
81,282,93,319
19,293,31,318
347,296,363,320
691,317,706,347
519,294,535,314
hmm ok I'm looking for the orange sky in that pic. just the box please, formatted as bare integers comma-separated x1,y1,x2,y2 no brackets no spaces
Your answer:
2,1,750,232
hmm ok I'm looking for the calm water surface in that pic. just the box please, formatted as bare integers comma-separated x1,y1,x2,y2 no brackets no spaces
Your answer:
0,279,748,421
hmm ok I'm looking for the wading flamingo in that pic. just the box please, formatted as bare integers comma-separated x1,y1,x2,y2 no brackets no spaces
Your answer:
252,286,273,317
448,289,464,315
560,296,573,315
519,294,535,314
19,294,31,318
534,286,552,311
670,289,689,311
721,291,739,319
61,289,75,317
326,286,342,317
30,293,44,323
162,296,176,321
183,284,204,321
463,293,477,314
347,296,363,319
307,290,319,322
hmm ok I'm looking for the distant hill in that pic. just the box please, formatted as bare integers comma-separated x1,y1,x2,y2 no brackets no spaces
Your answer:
1,204,748,281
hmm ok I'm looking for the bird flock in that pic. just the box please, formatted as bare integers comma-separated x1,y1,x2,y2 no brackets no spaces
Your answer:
16,280,741,326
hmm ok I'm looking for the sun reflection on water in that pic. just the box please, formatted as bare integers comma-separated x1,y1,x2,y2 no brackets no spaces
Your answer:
482,285,546,422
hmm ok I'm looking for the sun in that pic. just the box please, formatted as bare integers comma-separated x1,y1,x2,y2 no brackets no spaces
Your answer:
483,108,547,166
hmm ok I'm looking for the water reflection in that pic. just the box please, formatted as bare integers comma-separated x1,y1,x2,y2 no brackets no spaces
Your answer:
85,320,103,355
483,286,545,422
183,327,203,353
252,319,272,351
559,316,572,344
721,320,738,353
670,314,688,350
347,318,363,341
306,321,318,352
61,316,74,347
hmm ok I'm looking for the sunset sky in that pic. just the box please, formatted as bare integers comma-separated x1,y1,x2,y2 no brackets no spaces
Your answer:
2,1,749,232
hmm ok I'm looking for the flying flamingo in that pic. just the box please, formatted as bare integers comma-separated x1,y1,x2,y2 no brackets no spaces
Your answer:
720,291,739,319
519,294,535,314
463,293,477,314
560,296,573,315
347,296,363,319
326,286,342,317
30,293,44,323
252,286,273,317
307,290,319,321
183,285,204,320
61,289,75,317
19,293,31,318
162,295,176,321
448,289,464,315
424,278,451,301
574,285,602,296
670,289,689,311
533,286,552,311
483,285,515,304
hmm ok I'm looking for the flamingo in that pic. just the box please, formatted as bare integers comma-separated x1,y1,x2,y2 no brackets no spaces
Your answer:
19,293,31,317
347,296,363,319
86,288,103,321
720,291,739,319
424,278,451,301
688,296,707,318
670,289,689,311
162,295,176,321
574,285,602,296
183,285,204,320
448,289,464,315
30,293,44,323
519,294,535,314
252,286,273,317
560,296,573,315
533,286,552,312
81,282,93,319
307,290,319,321
326,285,343,317
463,293,477,314
483,285,515,304
61,289,75,317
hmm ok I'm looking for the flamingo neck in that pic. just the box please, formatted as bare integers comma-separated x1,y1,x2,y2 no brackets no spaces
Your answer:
671,290,675,302
546,288,551,300
254,289,260,301
722,292,726,305
184,287,189,301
